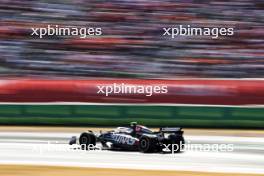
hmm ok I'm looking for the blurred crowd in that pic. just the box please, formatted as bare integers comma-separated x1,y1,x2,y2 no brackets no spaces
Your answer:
0,0,263,79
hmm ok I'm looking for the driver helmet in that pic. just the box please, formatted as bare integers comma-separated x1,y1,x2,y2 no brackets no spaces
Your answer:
130,122,137,127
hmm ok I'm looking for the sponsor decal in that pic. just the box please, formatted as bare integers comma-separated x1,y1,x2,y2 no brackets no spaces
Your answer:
112,134,136,145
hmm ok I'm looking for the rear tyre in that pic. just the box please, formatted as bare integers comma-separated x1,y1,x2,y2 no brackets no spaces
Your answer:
139,136,157,153
79,132,96,150
167,134,185,153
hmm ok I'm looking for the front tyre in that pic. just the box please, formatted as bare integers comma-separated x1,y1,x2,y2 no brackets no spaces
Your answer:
79,132,96,150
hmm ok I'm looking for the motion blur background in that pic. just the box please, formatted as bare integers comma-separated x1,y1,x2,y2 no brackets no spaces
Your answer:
0,0,263,128
0,0,263,79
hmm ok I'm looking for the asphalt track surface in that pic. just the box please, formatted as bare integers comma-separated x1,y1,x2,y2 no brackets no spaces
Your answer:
0,132,263,175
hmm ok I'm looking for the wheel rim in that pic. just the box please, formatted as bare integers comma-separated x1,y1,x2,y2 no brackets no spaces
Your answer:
140,139,148,149
81,136,90,144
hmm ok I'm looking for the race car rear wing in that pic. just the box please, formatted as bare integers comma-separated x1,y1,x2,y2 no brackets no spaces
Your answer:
159,127,182,132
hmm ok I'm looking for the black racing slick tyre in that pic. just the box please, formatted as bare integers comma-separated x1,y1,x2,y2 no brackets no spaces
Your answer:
79,132,96,150
138,136,157,153
168,134,185,153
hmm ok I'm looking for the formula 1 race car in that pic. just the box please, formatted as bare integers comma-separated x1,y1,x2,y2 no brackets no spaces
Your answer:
69,122,184,153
